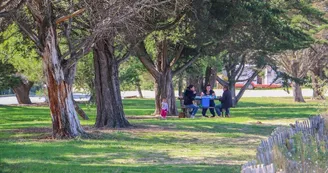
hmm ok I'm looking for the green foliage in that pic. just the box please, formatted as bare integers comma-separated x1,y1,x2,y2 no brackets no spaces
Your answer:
0,24,42,82
75,53,94,93
119,58,149,91
0,60,20,90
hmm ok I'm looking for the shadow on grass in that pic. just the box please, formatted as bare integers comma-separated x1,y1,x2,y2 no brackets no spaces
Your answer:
0,131,244,173
0,161,240,173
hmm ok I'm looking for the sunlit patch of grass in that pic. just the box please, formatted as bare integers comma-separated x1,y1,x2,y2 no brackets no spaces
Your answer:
0,97,325,173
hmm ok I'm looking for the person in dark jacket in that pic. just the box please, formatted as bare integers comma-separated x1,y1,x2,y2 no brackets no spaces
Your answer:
215,85,233,117
201,84,216,117
183,85,199,118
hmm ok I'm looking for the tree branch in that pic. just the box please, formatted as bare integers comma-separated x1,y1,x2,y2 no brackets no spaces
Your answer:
0,0,25,17
0,0,13,11
0,11,9,17
61,37,94,71
170,44,184,67
235,63,245,81
55,8,85,25
117,52,130,65
134,41,160,79
155,13,185,31
172,53,200,76
216,76,229,86
233,55,246,79
235,68,263,104
13,16,42,51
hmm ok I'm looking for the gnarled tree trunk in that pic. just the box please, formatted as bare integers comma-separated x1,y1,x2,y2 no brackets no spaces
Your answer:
291,61,306,103
292,82,305,102
12,79,33,104
311,71,325,100
93,39,130,128
204,66,217,88
135,40,199,116
228,81,236,107
42,26,85,138
153,70,177,115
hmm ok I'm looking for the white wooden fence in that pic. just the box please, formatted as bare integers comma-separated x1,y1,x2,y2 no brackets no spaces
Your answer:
241,115,327,173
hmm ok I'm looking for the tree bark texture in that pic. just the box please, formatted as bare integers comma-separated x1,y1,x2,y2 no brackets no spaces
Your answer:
311,70,325,100
42,26,84,138
204,66,217,89
135,40,184,116
291,60,306,102
12,79,33,104
136,81,143,98
153,70,177,115
292,82,305,102
24,1,85,138
93,39,130,128
178,75,183,96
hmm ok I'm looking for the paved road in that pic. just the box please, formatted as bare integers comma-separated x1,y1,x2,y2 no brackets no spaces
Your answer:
0,89,327,105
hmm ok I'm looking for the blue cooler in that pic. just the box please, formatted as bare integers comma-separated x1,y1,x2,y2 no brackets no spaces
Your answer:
201,96,211,108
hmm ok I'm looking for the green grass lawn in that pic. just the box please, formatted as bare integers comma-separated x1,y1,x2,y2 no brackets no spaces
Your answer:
0,97,325,173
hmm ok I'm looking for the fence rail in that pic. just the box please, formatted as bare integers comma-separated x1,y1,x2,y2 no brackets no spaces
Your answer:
241,115,327,173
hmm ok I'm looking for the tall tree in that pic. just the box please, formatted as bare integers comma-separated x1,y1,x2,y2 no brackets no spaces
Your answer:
0,0,93,138
135,38,201,116
273,48,318,102
211,0,325,106
217,51,268,106
87,0,189,126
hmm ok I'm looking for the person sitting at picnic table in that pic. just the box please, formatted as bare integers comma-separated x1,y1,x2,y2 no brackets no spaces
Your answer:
183,85,199,118
201,84,216,118
215,85,233,117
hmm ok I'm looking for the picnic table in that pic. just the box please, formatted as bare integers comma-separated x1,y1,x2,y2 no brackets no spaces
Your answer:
177,96,221,117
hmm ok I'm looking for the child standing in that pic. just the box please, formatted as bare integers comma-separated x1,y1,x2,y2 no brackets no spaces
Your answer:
161,98,168,119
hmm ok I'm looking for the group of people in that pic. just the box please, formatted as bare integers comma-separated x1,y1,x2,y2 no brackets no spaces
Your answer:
160,84,233,119
183,84,232,118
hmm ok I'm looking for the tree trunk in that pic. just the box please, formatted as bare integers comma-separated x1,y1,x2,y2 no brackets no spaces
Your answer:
134,40,192,116
136,81,143,98
36,15,84,138
12,79,33,104
209,66,217,88
228,81,237,107
93,39,130,128
153,70,177,116
73,99,89,120
311,72,325,100
178,75,183,96
292,82,305,102
204,66,217,88
88,80,96,103
234,71,260,106
204,66,211,87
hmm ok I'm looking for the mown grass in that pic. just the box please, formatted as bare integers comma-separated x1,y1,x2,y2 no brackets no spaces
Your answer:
0,97,325,173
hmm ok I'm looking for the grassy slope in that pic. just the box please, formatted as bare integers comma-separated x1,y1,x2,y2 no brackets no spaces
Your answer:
0,97,325,173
